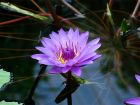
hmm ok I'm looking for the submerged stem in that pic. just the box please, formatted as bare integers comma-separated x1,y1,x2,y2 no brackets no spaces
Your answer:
67,71,72,105
29,65,46,98
24,65,46,105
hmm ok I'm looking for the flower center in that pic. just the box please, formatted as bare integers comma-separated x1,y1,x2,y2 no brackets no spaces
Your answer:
58,48,75,64
62,48,75,60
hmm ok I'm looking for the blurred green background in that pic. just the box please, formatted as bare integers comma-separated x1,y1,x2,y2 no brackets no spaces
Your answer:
0,0,140,105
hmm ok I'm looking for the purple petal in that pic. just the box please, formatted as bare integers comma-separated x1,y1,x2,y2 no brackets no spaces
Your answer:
49,66,70,74
71,67,82,76
73,28,80,45
35,47,55,58
80,32,89,43
38,59,55,65
76,43,101,62
58,28,66,36
78,31,89,51
66,59,78,66
90,43,101,51
76,54,101,66
87,37,100,46
67,28,74,40
135,74,140,84
31,54,48,60
124,97,140,105
76,60,93,66
59,29,68,48
82,43,101,56
67,28,81,51
38,58,66,67
66,51,95,66
41,37,55,51
49,66,62,73
91,54,102,60
74,28,80,39
49,31,61,48
50,31,58,39
78,52,97,62
61,66,71,73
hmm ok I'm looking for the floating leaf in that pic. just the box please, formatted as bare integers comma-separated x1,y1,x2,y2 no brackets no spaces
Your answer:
0,69,10,88
0,69,22,104
0,101,22,105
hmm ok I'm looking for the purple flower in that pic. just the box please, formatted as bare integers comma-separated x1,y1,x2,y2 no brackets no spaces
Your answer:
124,74,140,105
31,28,101,76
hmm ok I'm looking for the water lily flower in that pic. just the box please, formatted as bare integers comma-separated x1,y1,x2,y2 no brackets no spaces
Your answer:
31,28,101,76
124,74,140,105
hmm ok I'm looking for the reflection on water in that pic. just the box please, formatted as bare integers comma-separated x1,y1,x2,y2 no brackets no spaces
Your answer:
33,60,136,105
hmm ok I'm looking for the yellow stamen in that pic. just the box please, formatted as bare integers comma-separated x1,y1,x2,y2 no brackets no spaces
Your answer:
57,51,79,64
58,53,65,64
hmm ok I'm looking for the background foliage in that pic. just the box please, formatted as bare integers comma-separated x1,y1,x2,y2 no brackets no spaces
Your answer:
0,0,140,105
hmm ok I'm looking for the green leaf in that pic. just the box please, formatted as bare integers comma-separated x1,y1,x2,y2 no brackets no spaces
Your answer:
0,2,50,21
0,69,22,104
106,4,115,30
61,73,89,84
0,69,10,88
120,19,129,33
0,101,22,105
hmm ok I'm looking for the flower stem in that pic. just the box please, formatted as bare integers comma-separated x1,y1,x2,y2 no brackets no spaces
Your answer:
67,71,72,105
67,95,72,105
29,65,46,98
44,0,61,29
24,65,46,105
